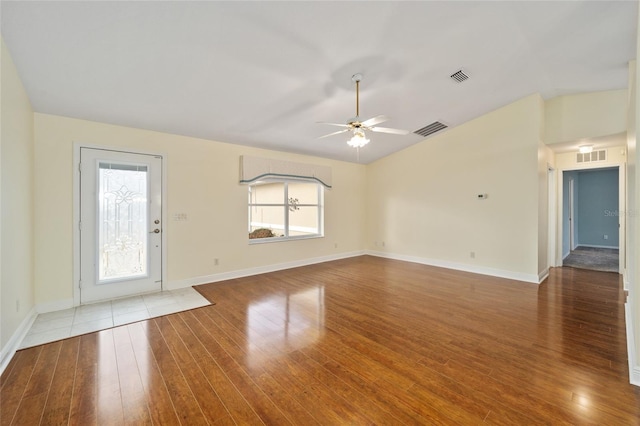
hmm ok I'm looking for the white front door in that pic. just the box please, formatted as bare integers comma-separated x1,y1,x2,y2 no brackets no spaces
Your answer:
80,148,163,304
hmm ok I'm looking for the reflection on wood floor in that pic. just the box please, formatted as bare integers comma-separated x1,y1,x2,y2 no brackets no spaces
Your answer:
2,256,639,424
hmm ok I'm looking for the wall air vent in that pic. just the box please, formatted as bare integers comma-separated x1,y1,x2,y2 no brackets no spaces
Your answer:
576,149,607,164
450,69,469,83
414,121,448,138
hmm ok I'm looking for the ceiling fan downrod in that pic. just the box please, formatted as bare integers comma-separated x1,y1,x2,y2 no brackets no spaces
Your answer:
352,73,363,119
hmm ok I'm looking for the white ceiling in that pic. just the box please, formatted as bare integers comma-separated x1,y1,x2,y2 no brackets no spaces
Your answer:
1,1,637,164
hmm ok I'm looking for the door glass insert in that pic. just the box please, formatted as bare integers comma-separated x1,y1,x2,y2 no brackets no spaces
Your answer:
98,162,148,282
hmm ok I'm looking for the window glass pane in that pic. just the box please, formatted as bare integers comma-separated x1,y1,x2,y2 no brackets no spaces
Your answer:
289,206,319,237
247,181,323,241
251,182,284,204
288,182,318,205
98,163,148,281
249,206,285,238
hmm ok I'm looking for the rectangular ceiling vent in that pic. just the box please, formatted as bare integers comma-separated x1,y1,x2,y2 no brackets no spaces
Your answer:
576,149,607,163
414,121,448,138
450,69,469,83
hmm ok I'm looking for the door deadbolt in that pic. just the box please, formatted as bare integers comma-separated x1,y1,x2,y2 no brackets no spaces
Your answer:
154,219,160,224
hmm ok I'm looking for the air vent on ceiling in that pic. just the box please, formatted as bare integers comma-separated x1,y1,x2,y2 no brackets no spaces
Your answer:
576,149,607,163
450,69,469,83
414,121,448,138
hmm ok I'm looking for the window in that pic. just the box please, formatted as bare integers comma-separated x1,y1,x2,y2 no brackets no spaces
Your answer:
248,180,323,242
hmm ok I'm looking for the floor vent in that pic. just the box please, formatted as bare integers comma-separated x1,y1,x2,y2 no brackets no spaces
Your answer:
414,121,448,138
577,149,607,163
450,69,469,83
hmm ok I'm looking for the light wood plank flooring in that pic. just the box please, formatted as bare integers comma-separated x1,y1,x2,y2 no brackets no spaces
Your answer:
2,256,639,424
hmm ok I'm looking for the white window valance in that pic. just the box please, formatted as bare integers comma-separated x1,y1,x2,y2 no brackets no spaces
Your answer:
239,155,332,189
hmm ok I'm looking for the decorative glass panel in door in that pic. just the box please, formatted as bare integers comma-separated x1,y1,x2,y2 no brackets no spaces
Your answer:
98,162,148,281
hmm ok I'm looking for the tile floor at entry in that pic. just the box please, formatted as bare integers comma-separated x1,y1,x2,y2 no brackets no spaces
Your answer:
19,287,211,349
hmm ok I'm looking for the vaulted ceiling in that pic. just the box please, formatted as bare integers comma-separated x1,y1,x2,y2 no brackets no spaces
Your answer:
1,1,637,163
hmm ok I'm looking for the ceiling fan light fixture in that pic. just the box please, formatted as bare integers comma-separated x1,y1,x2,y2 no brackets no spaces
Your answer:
347,129,369,148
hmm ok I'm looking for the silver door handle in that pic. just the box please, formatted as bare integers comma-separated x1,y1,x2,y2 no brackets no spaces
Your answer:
150,229,160,234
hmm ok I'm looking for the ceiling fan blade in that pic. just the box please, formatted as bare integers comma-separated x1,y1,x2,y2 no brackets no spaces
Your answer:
361,115,389,127
317,121,350,128
370,126,410,135
318,129,350,139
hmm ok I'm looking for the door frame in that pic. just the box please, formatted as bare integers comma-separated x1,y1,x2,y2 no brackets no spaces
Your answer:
548,166,557,268
73,143,168,306
556,162,626,275
569,177,576,252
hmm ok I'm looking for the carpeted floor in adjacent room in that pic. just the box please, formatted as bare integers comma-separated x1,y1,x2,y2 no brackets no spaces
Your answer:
563,246,619,273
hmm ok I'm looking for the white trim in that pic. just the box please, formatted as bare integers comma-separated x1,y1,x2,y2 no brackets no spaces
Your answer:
575,244,620,250
624,299,640,386
556,162,626,271
36,298,74,314
73,145,81,306
632,367,640,387
167,250,365,290
73,143,168,306
249,222,318,234
239,155,332,188
248,234,323,245
0,307,37,376
624,274,630,292
618,163,626,275
548,166,557,268
538,268,550,283
366,250,541,284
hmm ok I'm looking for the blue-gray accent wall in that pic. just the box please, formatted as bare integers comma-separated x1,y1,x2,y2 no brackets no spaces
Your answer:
576,168,619,248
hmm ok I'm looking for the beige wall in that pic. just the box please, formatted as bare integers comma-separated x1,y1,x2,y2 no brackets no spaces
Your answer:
630,26,640,381
366,94,543,280
33,113,366,305
545,90,628,145
538,140,554,277
1,39,35,349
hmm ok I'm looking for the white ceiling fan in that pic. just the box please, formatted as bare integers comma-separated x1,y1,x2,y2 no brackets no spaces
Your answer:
318,73,409,148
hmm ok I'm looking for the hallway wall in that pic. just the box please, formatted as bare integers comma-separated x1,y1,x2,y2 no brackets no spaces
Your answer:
576,168,619,248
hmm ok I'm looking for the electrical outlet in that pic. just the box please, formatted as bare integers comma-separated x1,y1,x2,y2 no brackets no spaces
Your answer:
334,243,338,248
16,299,20,312
382,241,385,247
470,251,476,259
604,234,608,240
214,258,219,266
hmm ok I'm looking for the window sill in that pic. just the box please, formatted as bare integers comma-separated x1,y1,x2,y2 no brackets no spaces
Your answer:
248,234,324,245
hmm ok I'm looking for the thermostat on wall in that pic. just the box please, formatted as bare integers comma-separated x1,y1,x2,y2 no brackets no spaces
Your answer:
477,194,488,199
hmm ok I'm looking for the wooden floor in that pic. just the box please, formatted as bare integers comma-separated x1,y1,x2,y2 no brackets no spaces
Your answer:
2,256,639,425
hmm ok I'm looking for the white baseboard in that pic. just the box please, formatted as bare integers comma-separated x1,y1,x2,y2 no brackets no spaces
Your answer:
624,274,630,292
167,250,366,290
632,367,640,387
625,300,640,387
365,250,540,284
538,268,550,283
0,307,37,376
576,244,619,249
36,298,74,314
